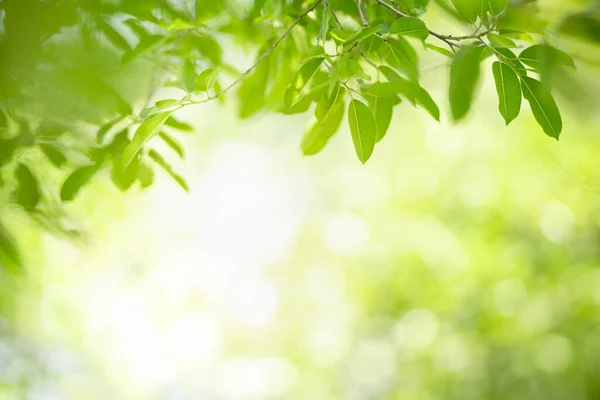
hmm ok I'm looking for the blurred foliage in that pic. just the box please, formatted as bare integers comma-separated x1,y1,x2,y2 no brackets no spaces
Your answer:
0,1,600,397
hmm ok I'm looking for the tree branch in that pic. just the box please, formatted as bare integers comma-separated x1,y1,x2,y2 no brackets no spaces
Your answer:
370,0,490,50
212,0,322,100
357,0,369,27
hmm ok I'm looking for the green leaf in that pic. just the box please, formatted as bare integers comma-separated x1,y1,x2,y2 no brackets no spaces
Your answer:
155,99,181,109
449,45,483,121
96,117,122,143
348,99,377,164
165,117,194,132
0,221,21,274
302,87,346,155
14,164,39,211
413,86,440,121
378,66,417,105
60,165,98,202
284,56,324,108
39,144,67,167
389,17,429,41
122,35,164,65
385,37,418,81
492,61,522,125
495,48,527,76
159,132,184,158
149,150,189,192
138,162,154,188
488,33,517,48
519,45,575,70
340,27,382,52
122,112,172,169
426,43,454,58
520,76,562,139
195,68,219,92
367,96,394,142
100,21,131,50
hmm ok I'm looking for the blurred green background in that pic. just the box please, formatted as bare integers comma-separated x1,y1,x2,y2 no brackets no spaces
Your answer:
2,0,600,399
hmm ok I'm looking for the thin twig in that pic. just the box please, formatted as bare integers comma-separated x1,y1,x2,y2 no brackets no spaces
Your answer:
370,0,491,50
357,0,369,27
213,0,322,100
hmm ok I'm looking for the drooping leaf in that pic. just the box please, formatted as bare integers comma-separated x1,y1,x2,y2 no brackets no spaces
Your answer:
385,37,418,81
367,96,394,142
112,154,140,192
413,86,440,121
122,112,172,169
495,48,527,76
348,99,377,164
302,87,346,155
149,150,189,192
284,56,324,108
159,132,184,158
449,45,483,121
14,164,40,211
426,43,454,58
60,165,98,202
520,76,562,139
389,17,429,41
165,117,194,132
492,61,522,125
138,162,154,188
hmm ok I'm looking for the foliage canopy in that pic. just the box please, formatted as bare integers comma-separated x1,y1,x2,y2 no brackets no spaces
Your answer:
1,0,600,269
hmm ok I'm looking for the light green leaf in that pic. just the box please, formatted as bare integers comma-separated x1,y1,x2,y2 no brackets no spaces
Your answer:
488,33,517,48
426,43,454,58
449,45,483,121
367,96,394,142
302,87,345,155
340,27,382,52
155,99,181,109
492,61,522,125
122,112,171,169
165,117,194,132
378,66,417,105
413,86,440,121
159,132,184,158
385,38,418,81
195,68,219,92
0,221,21,274
348,99,377,164
284,57,324,108
149,150,189,192
389,17,429,41
520,76,562,139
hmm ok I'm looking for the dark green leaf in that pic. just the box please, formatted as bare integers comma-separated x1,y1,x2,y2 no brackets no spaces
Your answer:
389,17,429,41
39,144,67,167
521,76,562,139
492,61,522,125
100,21,131,50
0,221,21,274
348,99,377,164
14,164,40,210
495,48,527,76
122,112,172,169
449,45,483,121
60,165,98,202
